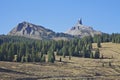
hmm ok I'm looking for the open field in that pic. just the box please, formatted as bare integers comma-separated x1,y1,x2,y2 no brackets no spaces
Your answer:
0,42,120,80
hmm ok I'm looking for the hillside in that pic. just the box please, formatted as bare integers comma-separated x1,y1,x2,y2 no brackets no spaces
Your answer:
0,42,120,80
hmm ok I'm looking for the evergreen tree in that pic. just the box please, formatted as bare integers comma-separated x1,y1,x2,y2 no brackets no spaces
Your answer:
31,46,35,62
7,47,13,61
0,49,2,61
62,46,67,58
0,43,7,61
94,49,100,59
24,56,28,62
19,43,26,56
87,43,92,50
0,34,112,62
84,50,91,58
41,55,46,62
82,47,86,58
68,46,74,60
35,52,41,62
90,52,94,58
97,39,101,48
47,51,55,63
57,49,62,56
25,46,30,62
21,55,25,62
59,57,62,62
74,46,79,56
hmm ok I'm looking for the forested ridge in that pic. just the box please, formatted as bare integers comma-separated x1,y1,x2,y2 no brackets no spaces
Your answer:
0,33,120,63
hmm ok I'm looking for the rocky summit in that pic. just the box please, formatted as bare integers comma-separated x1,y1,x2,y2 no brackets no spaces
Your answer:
8,21,73,40
8,21,56,40
8,20,102,40
65,19,102,37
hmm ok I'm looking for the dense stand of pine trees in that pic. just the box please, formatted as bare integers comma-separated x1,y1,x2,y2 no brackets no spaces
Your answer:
0,33,120,63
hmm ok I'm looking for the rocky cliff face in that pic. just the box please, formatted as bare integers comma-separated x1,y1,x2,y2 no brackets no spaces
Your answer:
8,21,56,40
65,19,102,37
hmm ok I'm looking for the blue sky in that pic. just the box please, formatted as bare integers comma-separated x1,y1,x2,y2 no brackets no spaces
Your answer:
0,0,120,34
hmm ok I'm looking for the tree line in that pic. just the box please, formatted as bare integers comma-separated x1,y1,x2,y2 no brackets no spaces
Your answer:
0,33,120,63
0,35,102,63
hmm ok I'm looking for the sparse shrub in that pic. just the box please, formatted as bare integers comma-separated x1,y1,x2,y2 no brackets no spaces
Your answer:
94,49,100,59
102,63,104,67
109,62,112,67
59,57,62,62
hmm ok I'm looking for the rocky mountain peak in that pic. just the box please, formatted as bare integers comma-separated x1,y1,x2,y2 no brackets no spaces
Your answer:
8,20,103,40
65,19,102,37
8,21,56,40
77,19,83,25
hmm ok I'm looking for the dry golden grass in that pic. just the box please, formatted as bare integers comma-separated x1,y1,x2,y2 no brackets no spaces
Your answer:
93,42,120,59
0,42,120,80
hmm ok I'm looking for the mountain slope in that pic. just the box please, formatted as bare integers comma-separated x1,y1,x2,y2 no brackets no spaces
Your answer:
8,21,73,40
65,19,102,37
8,21,56,40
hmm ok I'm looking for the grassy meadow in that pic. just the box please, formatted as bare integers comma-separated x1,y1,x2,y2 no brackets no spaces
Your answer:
0,42,120,80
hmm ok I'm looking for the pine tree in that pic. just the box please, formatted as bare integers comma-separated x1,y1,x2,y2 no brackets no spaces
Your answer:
59,57,62,62
90,52,94,58
41,55,46,62
47,51,55,63
94,49,100,59
84,50,91,58
0,43,7,61
25,46,29,62
68,46,74,60
82,47,86,58
0,49,2,61
87,43,92,50
101,54,104,59
57,49,62,56
19,43,26,56
21,55,25,62
31,46,35,62
7,47,14,61
35,52,41,62
74,46,79,56
24,56,28,62
62,46,67,58
97,39,101,48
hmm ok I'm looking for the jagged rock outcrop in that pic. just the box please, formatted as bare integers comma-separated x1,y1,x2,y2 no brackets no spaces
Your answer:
65,19,102,37
8,21,56,40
